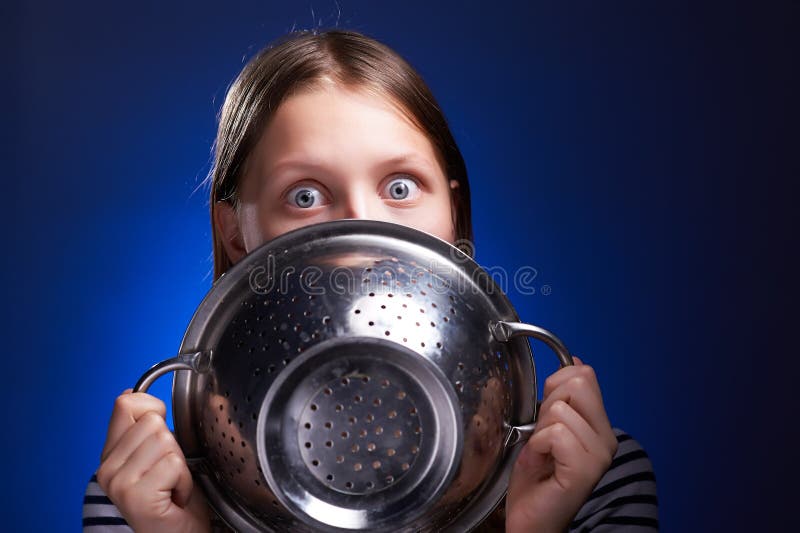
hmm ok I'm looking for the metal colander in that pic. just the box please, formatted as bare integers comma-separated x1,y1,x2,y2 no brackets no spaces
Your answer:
133,219,573,532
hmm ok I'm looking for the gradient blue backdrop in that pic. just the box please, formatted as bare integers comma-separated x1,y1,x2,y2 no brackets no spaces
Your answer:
3,1,797,531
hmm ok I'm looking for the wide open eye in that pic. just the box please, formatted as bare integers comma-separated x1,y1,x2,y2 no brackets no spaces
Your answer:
287,185,326,209
382,176,420,201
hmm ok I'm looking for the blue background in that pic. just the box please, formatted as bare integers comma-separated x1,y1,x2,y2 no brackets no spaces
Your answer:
2,0,797,530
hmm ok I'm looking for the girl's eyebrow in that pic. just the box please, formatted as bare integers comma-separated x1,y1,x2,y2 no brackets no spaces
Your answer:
379,153,436,171
267,152,437,177
266,157,324,177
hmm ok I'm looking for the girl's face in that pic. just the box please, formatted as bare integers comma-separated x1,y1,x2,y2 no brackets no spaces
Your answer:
215,82,458,265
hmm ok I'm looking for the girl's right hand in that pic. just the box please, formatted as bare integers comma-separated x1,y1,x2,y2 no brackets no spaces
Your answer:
96,389,211,533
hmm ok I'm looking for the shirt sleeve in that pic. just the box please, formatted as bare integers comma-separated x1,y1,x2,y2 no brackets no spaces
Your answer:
568,427,659,531
82,473,133,532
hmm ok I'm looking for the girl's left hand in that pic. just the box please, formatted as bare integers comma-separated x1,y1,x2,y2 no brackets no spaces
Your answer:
505,357,618,533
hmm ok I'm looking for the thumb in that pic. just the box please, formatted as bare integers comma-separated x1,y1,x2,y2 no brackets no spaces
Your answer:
516,430,555,472
572,355,584,365
509,434,554,494
183,482,212,523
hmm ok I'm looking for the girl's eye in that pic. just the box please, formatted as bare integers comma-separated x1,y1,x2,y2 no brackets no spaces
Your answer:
287,185,326,209
383,176,420,201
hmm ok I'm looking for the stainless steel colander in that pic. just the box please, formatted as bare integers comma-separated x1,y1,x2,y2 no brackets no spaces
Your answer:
133,219,573,532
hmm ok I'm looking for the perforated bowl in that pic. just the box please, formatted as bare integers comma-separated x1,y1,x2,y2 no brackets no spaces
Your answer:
133,219,572,532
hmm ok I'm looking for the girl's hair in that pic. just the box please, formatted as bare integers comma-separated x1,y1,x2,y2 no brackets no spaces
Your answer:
207,29,473,281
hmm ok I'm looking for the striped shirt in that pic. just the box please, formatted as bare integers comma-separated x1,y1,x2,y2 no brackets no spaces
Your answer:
83,428,658,531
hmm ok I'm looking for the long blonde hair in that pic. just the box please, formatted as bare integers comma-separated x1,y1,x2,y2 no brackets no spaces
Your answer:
206,29,473,281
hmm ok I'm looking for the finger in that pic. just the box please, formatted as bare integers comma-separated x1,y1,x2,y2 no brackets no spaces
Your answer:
137,451,194,509
572,355,584,365
98,412,171,489
539,375,612,441
527,422,602,501
106,430,178,503
517,422,585,476
536,400,609,460
122,429,183,487
543,363,600,400
103,391,167,460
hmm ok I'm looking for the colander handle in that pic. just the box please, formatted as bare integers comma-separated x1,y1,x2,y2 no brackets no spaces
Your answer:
133,350,213,393
490,321,574,368
491,321,573,447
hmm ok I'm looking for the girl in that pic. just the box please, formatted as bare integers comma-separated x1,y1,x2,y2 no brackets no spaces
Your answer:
83,29,658,532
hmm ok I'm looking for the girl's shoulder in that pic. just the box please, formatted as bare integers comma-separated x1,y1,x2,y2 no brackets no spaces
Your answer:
568,427,659,531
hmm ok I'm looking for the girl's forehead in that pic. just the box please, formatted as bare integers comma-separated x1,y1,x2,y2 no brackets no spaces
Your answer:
286,80,419,130
250,84,442,174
